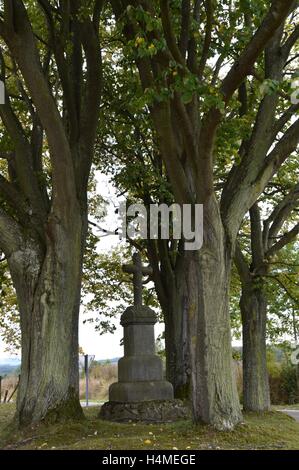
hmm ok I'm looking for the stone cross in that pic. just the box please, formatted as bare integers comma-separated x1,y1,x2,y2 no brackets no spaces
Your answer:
103,251,174,408
122,252,153,306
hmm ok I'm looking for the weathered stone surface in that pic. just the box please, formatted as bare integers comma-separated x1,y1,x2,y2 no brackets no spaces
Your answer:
121,305,156,326
123,318,156,356
108,304,174,403
99,399,191,423
109,380,174,402
106,253,174,412
118,356,163,382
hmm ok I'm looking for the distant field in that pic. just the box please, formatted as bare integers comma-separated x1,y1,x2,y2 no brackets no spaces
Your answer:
0,375,19,403
0,361,117,404
0,365,19,376
79,362,117,402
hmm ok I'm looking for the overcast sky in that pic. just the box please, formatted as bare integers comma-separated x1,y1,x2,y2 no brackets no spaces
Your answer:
0,173,164,361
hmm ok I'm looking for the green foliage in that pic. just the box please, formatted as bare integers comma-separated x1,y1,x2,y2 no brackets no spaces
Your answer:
0,259,20,352
268,345,298,405
82,241,159,334
232,348,242,361
0,0,298,372
94,2,299,347
280,364,298,405
265,242,299,342
82,244,132,334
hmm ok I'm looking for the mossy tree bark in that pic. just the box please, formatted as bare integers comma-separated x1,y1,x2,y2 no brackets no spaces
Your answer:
235,194,299,412
164,267,190,400
0,1,102,425
186,195,241,429
148,239,191,399
8,209,85,426
235,204,271,412
240,280,270,412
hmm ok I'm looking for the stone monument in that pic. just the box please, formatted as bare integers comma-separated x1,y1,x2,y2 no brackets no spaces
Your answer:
99,252,189,422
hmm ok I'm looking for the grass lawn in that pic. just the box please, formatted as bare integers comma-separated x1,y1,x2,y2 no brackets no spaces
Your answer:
276,404,299,410
0,404,298,450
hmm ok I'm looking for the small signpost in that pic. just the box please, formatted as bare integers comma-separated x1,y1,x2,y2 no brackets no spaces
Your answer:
79,354,95,407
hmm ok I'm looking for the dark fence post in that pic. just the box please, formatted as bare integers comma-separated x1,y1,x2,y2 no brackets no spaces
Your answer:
0,376,2,403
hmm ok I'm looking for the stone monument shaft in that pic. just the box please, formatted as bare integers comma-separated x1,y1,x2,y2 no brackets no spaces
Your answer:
108,252,173,402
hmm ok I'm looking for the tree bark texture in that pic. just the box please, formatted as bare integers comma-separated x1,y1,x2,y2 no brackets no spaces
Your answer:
186,196,242,430
240,280,270,412
8,209,86,426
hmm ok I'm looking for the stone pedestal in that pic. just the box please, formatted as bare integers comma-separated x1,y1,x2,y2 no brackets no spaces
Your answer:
100,399,191,423
108,305,173,402
99,253,188,423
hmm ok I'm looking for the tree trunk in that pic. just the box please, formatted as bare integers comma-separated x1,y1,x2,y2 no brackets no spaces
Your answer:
8,210,85,426
148,238,191,400
186,196,242,430
240,279,270,412
163,256,191,399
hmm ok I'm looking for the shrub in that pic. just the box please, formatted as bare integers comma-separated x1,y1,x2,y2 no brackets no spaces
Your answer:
280,364,298,405
268,361,298,405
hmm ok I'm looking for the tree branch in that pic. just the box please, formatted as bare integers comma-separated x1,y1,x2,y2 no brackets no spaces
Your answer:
271,102,299,138
221,0,294,103
282,23,299,59
267,222,299,257
198,0,213,80
250,203,264,268
0,0,77,216
0,48,48,225
160,0,185,67
187,0,202,73
266,273,299,306
257,118,299,189
266,182,299,245
234,241,250,284
179,0,191,59
221,26,293,241
0,174,30,225
78,13,102,190
151,103,193,204
0,208,23,257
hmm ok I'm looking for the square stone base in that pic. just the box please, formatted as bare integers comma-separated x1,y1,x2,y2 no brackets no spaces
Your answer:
109,380,174,402
99,399,191,423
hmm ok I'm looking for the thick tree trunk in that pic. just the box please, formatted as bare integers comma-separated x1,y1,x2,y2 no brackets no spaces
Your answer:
186,196,242,430
163,258,191,399
8,211,85,426
240,280,270,412
148,239,191,399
